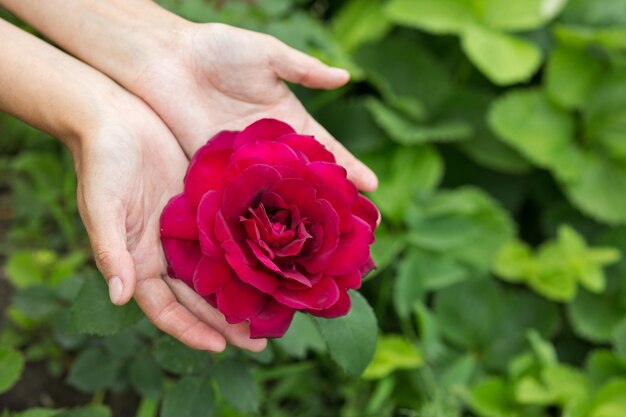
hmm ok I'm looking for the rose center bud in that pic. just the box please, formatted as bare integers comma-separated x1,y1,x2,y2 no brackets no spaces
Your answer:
240,203,313,265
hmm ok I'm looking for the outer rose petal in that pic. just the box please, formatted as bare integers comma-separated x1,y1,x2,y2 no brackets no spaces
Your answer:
307,290,351,318
316,184,354,234
249,299,296,338
327,216,375,276
217,279,268,323
184,147,232,207
273,277,340,310
335,270,362,290
221,164,282,221
204,130,237,150
161,238,203,286
234,118,295,147
308,162,357,205
197,191,222,259
193,257,232,296
160,194,198,240
231,141,300,166
352,195,379,231
276,133,335,163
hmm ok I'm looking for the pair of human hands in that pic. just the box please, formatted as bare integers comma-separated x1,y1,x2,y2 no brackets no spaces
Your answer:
73,22,378,352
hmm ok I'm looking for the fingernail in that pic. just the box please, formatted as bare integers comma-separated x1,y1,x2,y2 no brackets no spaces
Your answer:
108,276,123,305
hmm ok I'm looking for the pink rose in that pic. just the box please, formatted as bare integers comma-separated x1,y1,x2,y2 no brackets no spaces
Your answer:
160,119,377,338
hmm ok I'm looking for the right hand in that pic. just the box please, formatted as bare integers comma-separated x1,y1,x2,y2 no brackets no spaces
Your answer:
73,91,267,353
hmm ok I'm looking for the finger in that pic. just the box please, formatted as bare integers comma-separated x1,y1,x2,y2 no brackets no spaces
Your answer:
269,38,350,89
164,276,268,352
134,276,227,352
303,116,379,192
80,196,136,306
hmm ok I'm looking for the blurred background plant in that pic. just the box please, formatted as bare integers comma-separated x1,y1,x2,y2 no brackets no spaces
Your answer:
2,0,626,416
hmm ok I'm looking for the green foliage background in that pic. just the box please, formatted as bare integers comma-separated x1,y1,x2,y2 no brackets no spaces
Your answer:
2,0,626,416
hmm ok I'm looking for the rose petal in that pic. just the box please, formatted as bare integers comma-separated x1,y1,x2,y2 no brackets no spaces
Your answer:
225,253,279,294
335,270,362,290
279,267,312,288
353,195,379,231
234,118,296,147
217,279,268,322
231,141,300,166
161,238,202,286
184,148,232,207
308,162,357,206
197,191,223,259
307,290,351,318
360,256,376,277
246,239,282,273
276,133,335,163
160,194,198,240
315,184,353,234
193,257,233,296
268,178,317,209
298,200,340,274
222,164,282,221
205,130,237,150
327,216,375,275
249,299,295,338
273,277,339,310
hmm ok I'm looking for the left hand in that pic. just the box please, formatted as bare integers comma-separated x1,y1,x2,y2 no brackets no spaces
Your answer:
131,22,378,192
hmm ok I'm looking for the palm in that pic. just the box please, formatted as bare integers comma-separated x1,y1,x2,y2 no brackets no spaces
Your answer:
135,23,376,191
76,102,264,351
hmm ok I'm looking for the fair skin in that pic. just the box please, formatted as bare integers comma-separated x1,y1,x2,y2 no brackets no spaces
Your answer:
0,18,265,352
0,0,378,350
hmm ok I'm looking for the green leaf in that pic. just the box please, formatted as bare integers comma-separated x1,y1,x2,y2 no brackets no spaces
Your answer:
214,359,260,413
0,347,24,394
488,88,577,178
554,24,626,51
13,409,58,417
394,248,468,318
469,377,518,417
386,0,476,34
4,250,52,289
370,146,443,222
365,98,473,145
435,279,559,369
67,347,120,392
479,0,569,31
314,291,378,376
568,288,626,343
496,226,620,301
565,154,626,225
161,376,215,417
369,227,406,279
362,335,422,380
589,379,626,417
406,187,515,270
54,405,111,417
153,336,210,375
584,70,626,160
561,0,626,26
586,350,626,389
461,25,542,86
545,45,604,110
13,286,60,320
613,320,626,360
68,277,142,336
355,34,452,119
332,0,391,51
129,355,165,397
274,313,326,359
442,88,532,174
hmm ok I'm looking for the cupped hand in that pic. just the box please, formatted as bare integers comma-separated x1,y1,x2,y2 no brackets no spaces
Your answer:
74,94,266,352
133,23,378,192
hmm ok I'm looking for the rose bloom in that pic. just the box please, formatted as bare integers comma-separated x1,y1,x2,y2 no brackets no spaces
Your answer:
160,119,377,338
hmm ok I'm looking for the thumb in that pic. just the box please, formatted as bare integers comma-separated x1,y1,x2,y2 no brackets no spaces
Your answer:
81,197,136,306
269,38,350,89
